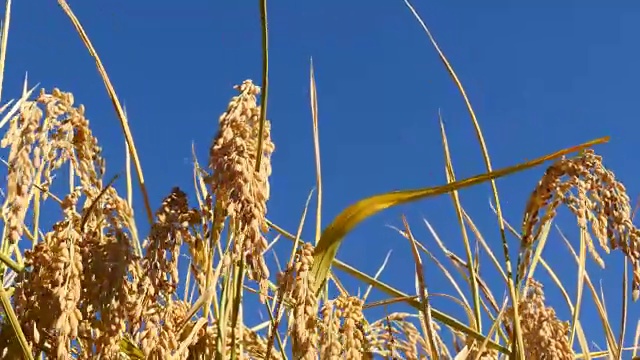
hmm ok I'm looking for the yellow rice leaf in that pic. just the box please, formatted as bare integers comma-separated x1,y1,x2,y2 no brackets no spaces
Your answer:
310,136,609,295
119,337,144,359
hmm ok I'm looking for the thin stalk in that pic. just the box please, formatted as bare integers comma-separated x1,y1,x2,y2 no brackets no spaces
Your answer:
255,0,269,172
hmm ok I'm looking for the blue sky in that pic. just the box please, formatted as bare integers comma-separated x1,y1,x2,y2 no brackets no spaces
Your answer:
6,0,640,355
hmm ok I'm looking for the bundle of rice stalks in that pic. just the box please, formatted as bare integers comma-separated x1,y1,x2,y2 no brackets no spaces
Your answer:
0,0,635,359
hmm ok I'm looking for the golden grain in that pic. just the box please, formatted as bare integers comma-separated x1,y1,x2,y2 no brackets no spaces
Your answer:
521,150,640,299
208,79,274,302
289,243,318,359
506,279,573,360
319,299,342,359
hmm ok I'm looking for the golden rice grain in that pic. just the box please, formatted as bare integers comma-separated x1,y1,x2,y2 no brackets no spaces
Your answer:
208,80,275,301
506,279,573,359
521,150,640,299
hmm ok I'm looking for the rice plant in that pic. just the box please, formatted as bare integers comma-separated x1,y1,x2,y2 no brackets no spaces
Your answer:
0,0,635,359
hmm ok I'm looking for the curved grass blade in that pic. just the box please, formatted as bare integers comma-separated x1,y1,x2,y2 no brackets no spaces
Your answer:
569,228,588,347
439,116,482,332
402,0,527,354
559,228,618,354
0,0,11,103
310,59,323,244
310,136,609,296
57,0,154,225
0,285,33,360
255,0,269,172
402,217,439,359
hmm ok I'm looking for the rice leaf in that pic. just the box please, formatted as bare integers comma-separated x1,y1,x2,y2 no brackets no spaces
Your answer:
310,136,609,295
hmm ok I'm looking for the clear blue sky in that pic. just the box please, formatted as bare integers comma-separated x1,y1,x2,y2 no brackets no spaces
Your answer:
7,0,640,354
